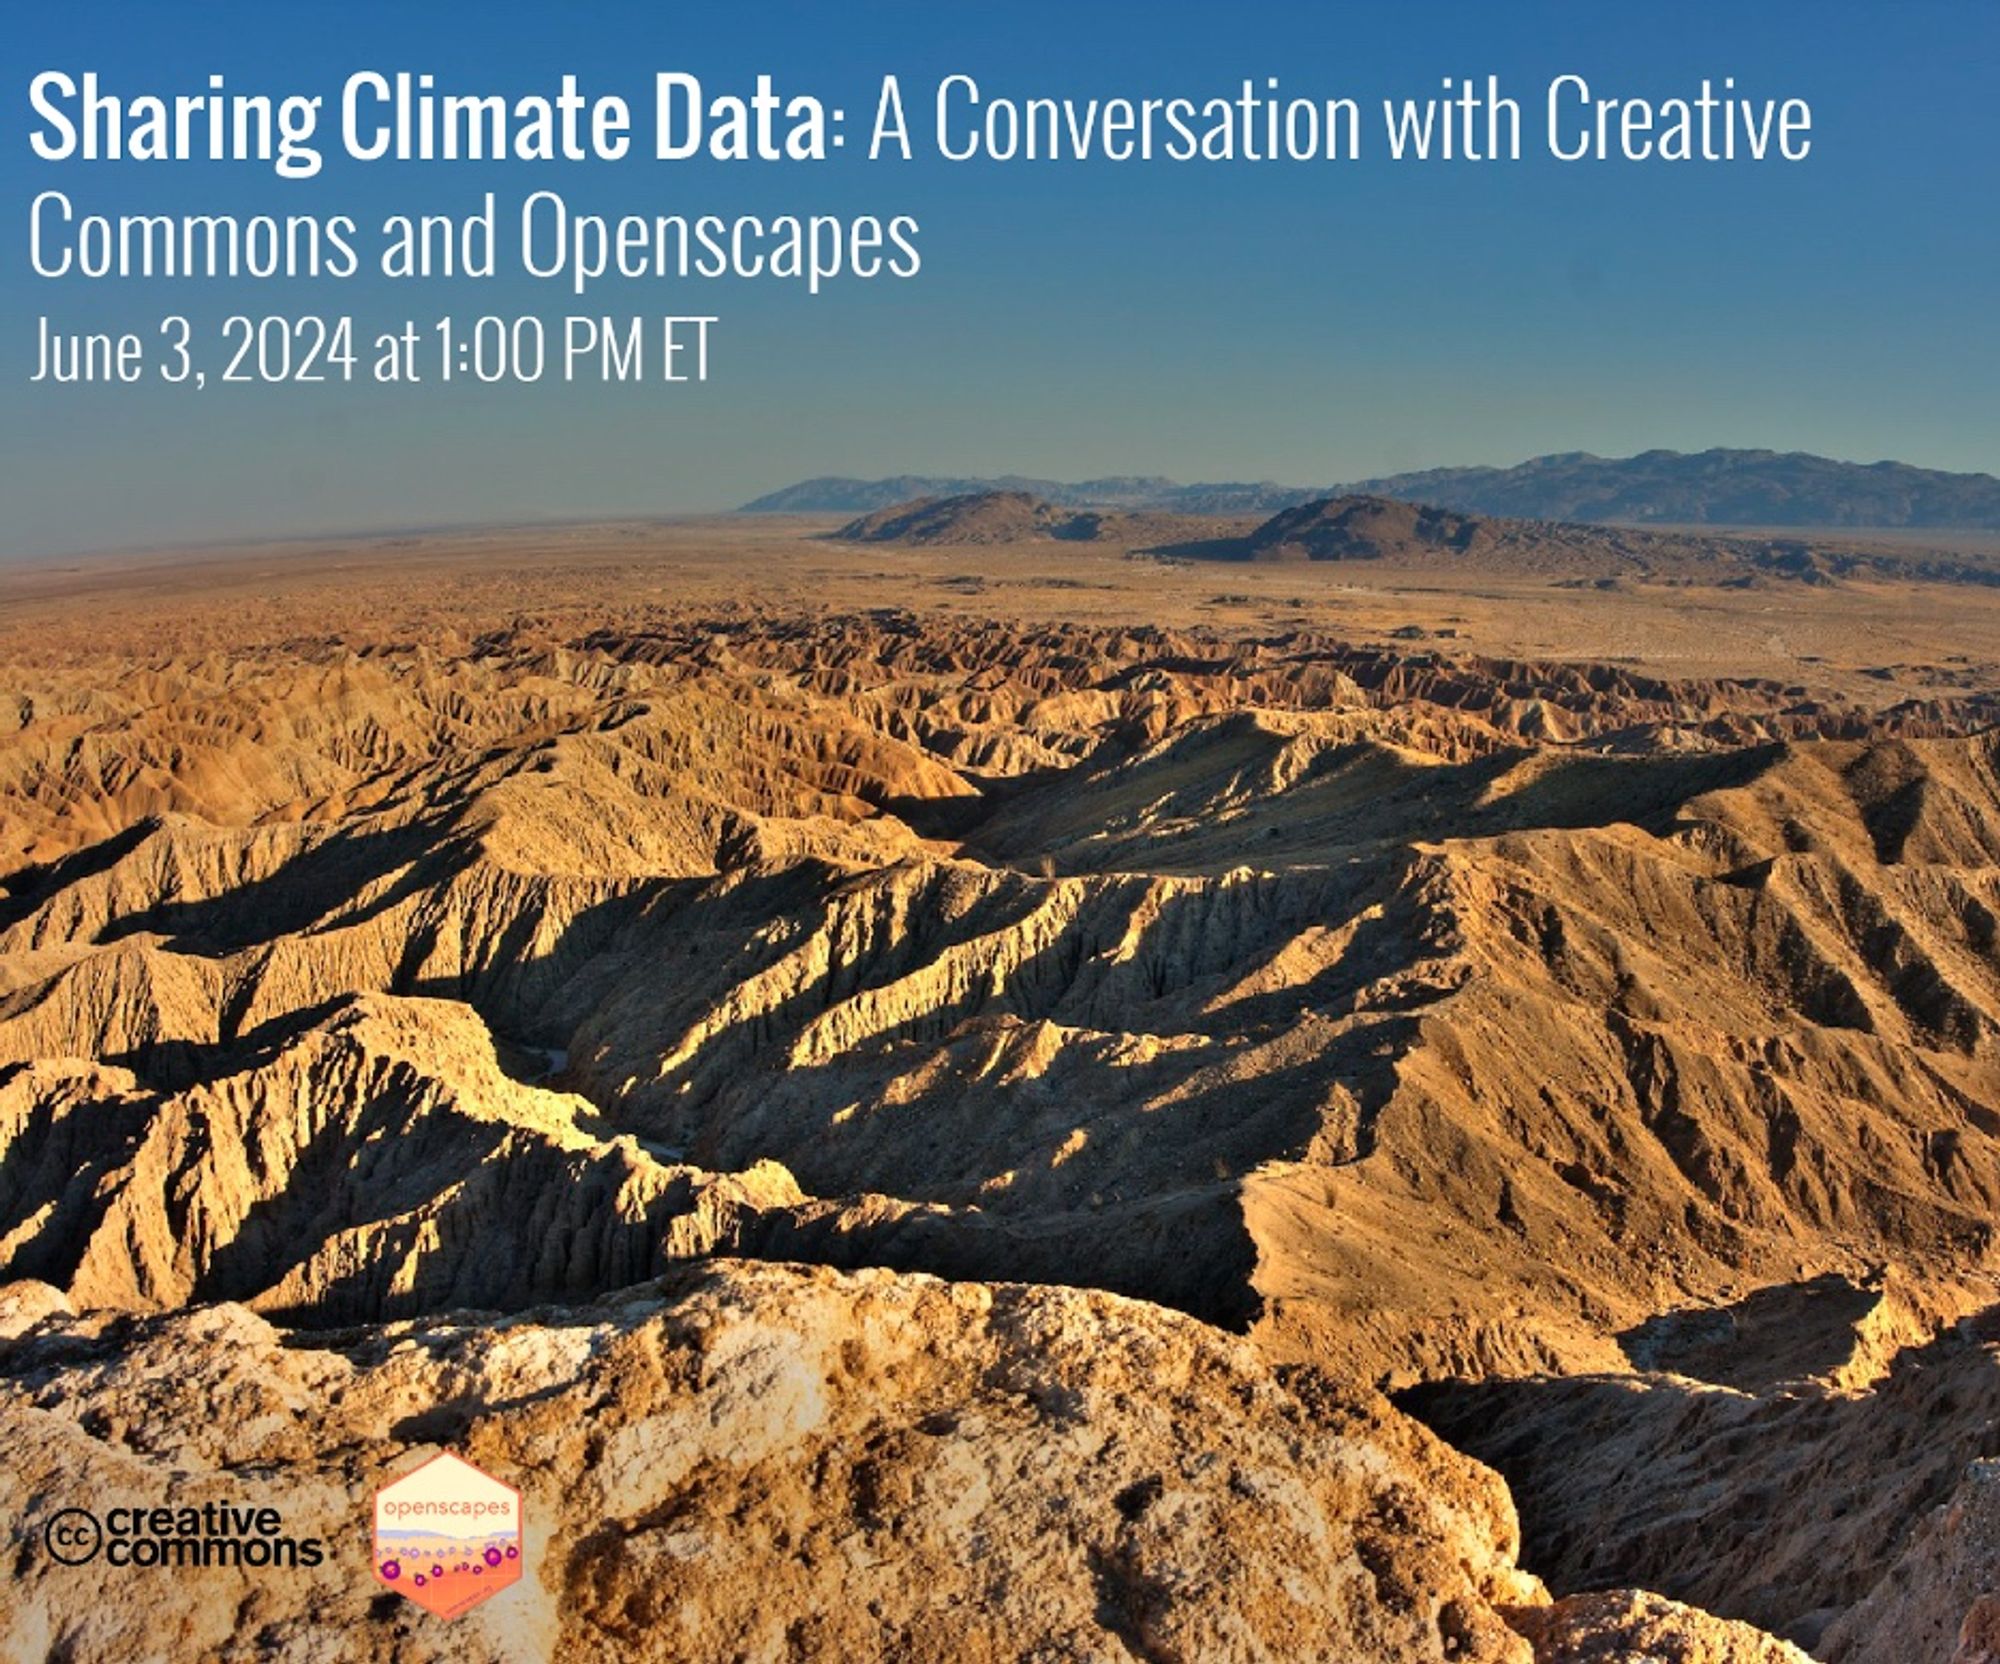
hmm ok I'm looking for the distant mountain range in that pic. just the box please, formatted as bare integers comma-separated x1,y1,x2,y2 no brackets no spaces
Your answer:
743,450,2000,529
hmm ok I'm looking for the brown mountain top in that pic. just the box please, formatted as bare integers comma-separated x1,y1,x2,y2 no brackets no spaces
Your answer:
832,489,1228,549
1243,494,1492,561
834,489,1105,544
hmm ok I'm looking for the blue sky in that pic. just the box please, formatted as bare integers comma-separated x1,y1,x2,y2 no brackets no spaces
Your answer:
5,0,1996,555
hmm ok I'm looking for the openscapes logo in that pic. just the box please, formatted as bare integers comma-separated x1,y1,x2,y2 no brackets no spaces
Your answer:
373,1452,523,1619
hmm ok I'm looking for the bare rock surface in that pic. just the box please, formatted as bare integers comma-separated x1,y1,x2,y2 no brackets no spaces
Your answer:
4,1259,1554,1663
1511,1590,1813,1663
1822,1457,2000,1664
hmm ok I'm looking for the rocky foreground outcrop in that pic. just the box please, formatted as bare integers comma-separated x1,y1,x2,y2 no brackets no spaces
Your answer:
0,1258,1795,1664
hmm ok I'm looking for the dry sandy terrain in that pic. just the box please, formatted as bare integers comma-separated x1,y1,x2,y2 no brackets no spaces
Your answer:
5,512,2000,1661
7,513,1998,693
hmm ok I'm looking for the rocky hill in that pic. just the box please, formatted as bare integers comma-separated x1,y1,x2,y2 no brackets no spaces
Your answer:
831,489,1223,548
1240,494,1491,560
833,489,1104,544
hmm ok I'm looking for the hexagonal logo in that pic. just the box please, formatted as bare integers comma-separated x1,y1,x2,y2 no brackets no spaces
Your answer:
373,1452,522,1619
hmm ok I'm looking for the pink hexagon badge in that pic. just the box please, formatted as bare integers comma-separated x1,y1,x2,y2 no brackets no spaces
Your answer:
374,1451,523,1619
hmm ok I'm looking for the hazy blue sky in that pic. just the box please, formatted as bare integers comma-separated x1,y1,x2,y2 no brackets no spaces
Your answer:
6,0,1996,555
